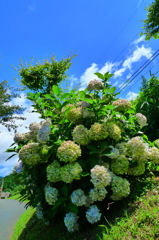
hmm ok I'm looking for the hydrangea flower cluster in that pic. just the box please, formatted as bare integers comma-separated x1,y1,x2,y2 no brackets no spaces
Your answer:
45,185,58,205
128,161,145,176
29,122,41,133
70,189,87,206
89,187,107,202
155,139,159,149
57,140,81,163
37,120,51,143
111,155,129,175
112,99,132,112
14,132,32,144
91,165,111,189
72,125,90,145
60,162,82,183
64,212,79,232
67,107,82,123
19,143,42,165
111,175,130,201
89,123,108,141
86,205,102,224
148,147,159,164
46,160,61,182
135,113,147,128
87,79,104,91
127,137,148,162
106,122,121,141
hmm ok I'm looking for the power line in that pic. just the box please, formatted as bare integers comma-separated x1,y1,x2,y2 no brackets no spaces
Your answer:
119,49,159,92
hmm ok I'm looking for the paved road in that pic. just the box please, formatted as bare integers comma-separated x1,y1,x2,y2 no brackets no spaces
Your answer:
0,199,26,240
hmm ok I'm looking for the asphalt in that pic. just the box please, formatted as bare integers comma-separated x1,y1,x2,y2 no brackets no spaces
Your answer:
0,199,26,240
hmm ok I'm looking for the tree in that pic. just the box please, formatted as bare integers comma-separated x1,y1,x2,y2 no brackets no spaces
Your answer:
18,55,75,95
0,80,24,131
142,0,159,40
134,74,159,140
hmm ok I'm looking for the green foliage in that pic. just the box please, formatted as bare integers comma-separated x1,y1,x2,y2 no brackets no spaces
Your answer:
141,0,159,40
134,74,159,141
18,55,75,94
9,56,158,233
2,170,24,195
99,179,159,240
0,80,24,131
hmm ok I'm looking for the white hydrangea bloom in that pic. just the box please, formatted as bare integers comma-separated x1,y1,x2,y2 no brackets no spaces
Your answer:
148,147,159,164
87,79,104,91
86,205,101,224
29,122,41,132
106,122,121,141
70,189,87,206
91,165,111,189
44,185,58,205
57,140,81,163
127,137,148,162
89,123,108,141
14,132,32,143
19,143,42,165
112,99,132,112
37,120,51,143
136,113,147,128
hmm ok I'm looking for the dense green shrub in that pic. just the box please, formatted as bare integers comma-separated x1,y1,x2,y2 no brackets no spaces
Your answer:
9,58,159,233
134,74,159,141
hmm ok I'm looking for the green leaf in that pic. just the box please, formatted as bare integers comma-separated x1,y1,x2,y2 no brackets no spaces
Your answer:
52,85,60,96
94,72,104,80
5,153,17,161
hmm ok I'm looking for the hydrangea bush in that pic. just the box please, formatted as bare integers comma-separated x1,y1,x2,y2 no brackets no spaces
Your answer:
9,71,159,233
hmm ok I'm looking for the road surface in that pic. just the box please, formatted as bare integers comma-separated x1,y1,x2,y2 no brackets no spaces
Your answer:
0,199,26,240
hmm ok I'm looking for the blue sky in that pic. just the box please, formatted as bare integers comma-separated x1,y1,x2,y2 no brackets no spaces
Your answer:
0,0,159,176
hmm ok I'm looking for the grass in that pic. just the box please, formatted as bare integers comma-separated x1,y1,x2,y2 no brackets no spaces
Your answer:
98,177,159,240
8,194,21,200
12,207,36,240
11,177,159,240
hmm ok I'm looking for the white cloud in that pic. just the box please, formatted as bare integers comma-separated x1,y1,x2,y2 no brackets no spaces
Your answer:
123,45,152,69
114,67,126,78
126,91,138,100
80,62,116,90
133,36,145,45
113,45,153,79
0,95,41,177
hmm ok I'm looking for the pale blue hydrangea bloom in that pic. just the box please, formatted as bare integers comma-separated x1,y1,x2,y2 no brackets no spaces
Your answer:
37,120,51,143
64,212,79,232
71,189,87,206
86,205,101,224
44,185,58,205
